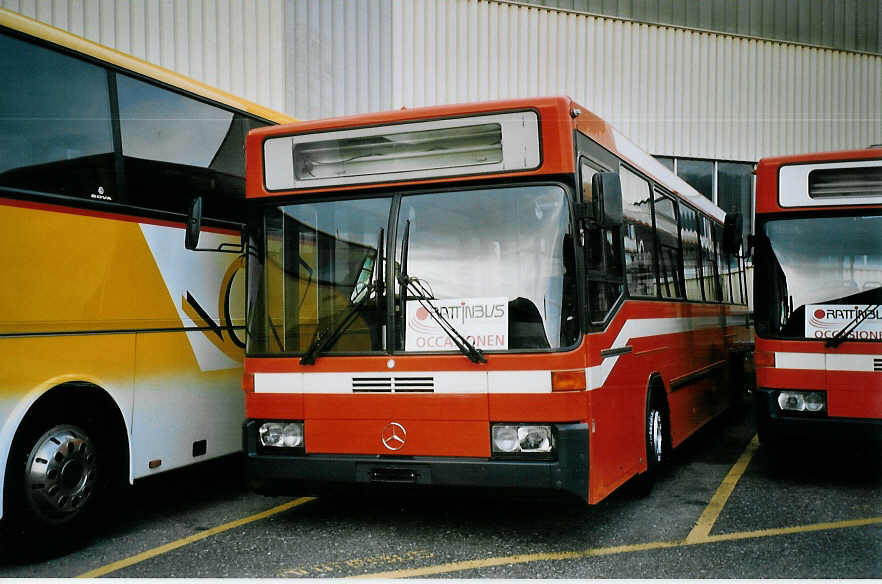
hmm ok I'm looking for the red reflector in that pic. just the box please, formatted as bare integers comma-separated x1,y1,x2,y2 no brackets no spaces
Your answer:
242,372,255,392
754,351,776,368
551,370,586,392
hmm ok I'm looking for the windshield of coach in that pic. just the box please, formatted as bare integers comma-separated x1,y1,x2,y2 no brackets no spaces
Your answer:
756,214,882,340
247,185,578,355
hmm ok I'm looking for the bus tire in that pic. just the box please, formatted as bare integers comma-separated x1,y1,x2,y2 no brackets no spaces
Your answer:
630,382,670,497
3,390,123,551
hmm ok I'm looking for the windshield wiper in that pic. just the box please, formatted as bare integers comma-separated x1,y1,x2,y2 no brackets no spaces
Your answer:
300,230,384,365
396,220,485,364
399,274,487,364
825,303,880,348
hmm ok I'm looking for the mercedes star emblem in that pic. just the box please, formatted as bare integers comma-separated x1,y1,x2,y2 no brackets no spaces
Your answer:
381,422,407,451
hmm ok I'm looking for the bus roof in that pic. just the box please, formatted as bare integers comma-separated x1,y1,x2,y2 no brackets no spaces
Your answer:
0,7,295,125
758,146,882,170
756,147,882,214
248,95,725,222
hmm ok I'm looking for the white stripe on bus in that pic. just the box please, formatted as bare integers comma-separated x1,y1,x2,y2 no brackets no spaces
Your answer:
775,352,882,373
254,315,747,394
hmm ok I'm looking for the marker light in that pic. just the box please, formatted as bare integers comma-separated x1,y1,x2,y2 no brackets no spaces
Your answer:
777,391,826,413
551,370,586,392
259,422,304,448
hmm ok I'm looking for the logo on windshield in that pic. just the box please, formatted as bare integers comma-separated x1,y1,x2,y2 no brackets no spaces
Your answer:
806,304,882,340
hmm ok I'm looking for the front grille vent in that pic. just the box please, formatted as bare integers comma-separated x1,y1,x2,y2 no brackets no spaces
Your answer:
874,358,882,372
352,376,435,393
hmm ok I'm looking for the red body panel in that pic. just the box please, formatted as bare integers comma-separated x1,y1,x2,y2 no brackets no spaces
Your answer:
755,338,882,419
245,300,750,503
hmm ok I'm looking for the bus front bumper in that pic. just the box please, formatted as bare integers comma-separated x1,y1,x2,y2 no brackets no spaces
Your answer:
754,388,882,443
244,421,589,501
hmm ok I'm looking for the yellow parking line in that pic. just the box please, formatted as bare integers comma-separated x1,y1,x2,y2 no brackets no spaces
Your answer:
686,434,760,543
355,516,882,579
77,497,316,578
701,516,882,544
351,539,684,579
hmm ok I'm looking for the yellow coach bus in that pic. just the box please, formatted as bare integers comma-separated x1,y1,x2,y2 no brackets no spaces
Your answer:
0,8,294,540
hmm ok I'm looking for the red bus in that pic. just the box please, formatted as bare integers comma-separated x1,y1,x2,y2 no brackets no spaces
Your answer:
196,97,751,503
753,147,882,444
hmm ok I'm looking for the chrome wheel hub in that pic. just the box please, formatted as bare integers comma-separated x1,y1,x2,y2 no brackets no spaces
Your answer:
25,425,98,524
648,409,663,464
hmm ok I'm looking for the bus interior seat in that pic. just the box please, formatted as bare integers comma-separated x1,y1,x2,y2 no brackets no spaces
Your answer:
508,297,550,349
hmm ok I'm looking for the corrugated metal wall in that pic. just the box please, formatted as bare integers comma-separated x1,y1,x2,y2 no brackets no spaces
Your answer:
1,0,287,112
4,0,880,161
525,0,882,56
287,0,881,161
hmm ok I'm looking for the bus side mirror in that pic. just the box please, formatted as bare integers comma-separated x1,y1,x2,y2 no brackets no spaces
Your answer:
185,196,203,250
722,212,743,256
592,172,623,229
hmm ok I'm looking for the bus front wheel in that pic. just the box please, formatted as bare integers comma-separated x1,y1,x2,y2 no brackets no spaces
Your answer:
629,384,670,497
4,412,116,550
645,388,670,472
23,424,100,526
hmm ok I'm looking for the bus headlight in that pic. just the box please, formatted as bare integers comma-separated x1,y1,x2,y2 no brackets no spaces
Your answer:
776,391,826,413
259,422,304,448
491,424,554,456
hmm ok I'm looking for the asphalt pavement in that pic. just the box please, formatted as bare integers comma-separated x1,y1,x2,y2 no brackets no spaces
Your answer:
1,402,879,578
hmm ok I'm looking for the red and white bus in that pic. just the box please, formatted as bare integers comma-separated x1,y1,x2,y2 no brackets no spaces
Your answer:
753,147,882,444
215,97,750,503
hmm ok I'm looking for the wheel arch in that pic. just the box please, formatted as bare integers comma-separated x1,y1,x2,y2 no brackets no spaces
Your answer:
643,372,669,416
0,381,132,520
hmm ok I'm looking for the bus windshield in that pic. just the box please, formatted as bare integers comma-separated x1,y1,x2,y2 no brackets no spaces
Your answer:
248,184,579,356
756,214,882,340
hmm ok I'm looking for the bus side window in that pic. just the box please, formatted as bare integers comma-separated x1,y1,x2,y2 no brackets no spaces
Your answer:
620,167,658,298
679,203,703,301
700,216,721,302
580,160,623,323
117,74,268,222
0,33,115,200
653,192,683,299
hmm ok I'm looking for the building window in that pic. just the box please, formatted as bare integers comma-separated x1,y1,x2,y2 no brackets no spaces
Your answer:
656,156,674,172
717,161,754,246
677,158,714,201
